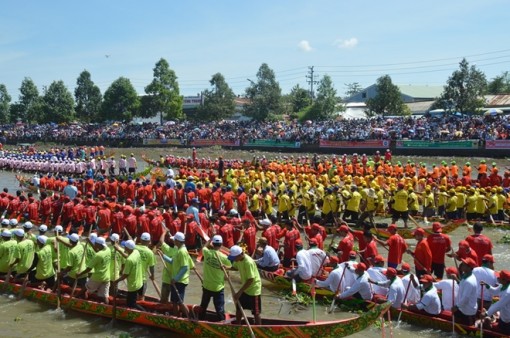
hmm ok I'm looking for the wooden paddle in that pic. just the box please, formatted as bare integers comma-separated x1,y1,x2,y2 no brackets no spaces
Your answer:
408,214,421,228
311,255,328,323
55,233,61,310
396,277,412,327
2,265,13,292
214,251,255,338
17,272,30,300
111,249,118,325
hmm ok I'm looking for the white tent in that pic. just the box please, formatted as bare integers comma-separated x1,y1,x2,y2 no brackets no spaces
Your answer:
339,102,367,119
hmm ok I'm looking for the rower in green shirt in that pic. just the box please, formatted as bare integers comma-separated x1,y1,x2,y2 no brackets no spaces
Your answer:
156,230,177,304
58,233,86,288
136,232,156,301
199,235,231,321
33,235,56,290
76,237,111,304
113,239,144,311
0,230,17,276
10,228,35,279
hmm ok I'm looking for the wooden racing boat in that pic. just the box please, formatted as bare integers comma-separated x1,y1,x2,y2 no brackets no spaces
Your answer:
370,219,464,240
258,268,335,298
4,280,390,338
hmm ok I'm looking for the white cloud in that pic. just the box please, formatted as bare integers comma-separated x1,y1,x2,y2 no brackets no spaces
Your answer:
334,37,358,49
297,40,313,52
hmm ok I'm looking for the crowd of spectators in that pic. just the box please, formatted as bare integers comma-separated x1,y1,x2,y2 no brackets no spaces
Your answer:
1,113,509,146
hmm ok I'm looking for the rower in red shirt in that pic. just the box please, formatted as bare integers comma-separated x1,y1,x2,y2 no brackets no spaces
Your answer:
425,222,452,279
239,219,257,256
362,232,379,266
218,216,235,248
330,225,354,263
453,240,479,265
276,219,300,267
407,227,432,278
464,222,493,266
123,207,137,239
375,223,407,269
97,202,111,234
111,205,125,235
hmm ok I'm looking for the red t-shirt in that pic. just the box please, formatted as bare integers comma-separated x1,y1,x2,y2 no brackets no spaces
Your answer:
386,234,408,265
338,233,354,263
465,234,493,266
426,233,452,264
414,240,432,271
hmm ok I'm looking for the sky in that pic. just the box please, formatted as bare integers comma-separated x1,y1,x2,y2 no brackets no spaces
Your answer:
1,0,509,100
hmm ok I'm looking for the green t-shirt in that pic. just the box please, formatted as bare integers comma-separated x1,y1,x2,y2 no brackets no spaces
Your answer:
35,245,55,280
233,255,261,296
109,246,125,281
87,248,111,282
161,243,177,284
171,245,194,285
85,243,96,273
14,239,35,274
202,246,231,292
0,239,17,273
67,243,85,279
135,245,155,282
123,249,143,292
55,237,70,272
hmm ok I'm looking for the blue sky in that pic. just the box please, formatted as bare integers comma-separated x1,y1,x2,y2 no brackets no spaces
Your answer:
1,0,509,100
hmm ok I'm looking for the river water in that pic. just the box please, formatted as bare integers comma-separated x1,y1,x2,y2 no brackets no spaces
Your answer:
1,161,509,338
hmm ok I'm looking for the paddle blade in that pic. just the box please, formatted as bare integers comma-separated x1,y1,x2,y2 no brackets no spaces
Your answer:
292,278,297,296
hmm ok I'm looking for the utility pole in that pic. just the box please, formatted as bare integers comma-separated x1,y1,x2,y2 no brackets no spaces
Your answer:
306,66,319,101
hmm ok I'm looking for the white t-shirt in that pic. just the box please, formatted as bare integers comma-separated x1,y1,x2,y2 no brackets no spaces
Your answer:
434,279,458,311
401,273,421,304
295,250,312,280
367,266,388,296
457,273,478,316
387,277,405,309
487,285,510,323
416,286,441,315
339,271,373,300
307,248,328,277
473,266,497,301
317,266,345,293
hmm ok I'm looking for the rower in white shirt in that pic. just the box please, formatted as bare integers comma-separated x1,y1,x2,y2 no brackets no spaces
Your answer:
433,266,459,311
337,262,373,301
403,274,441,315
370,267,405,309
482,269,510,335
473,254,498,310
452,258,478,326
366,255,388,297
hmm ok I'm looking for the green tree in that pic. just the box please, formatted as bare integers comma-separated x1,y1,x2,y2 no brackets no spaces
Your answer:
288,84,311,113
244,63,282,121
344,82,363,98
100,77,140,122
40,80,75,123
487,71,510,94
305,75,340,121
144,58,183,122
435,58,487,114
16,77,41,123
197,73,236,121
0,84,11,123
74,70,102,122
366,75,407,116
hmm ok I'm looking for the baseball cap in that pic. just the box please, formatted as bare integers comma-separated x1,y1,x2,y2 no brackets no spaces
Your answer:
13,228,25,237
461,257,477,269
140,232,151,241
89,233,98,244
23,221,33,229
229,209,238,216
401,263,411,271
349,250,357,258
413,228,425,236
309,238,318,246
54,225,63,233
337,225,349,233
68,233,80,243
37,235,47,244
190,197,199,204
329,256,340,264
212,235,223,244
9,219,18,226
374,255,385,263
95,237,107,247
38,224,48,232
124,240,136,250
459,240,469,248
384,267,397,277
295,239,303,247
499,270,510,281
259,219,271,226
432,222,442,233
387,224,397,232
482,254,494,263
173,232,185,242
354,262,367,272
445,266,458,276
110,233,120,242
1,219,9,226
227,245,243,261
419,274,434,283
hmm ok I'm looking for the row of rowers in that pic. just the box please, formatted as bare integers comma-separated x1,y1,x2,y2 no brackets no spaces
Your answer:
0,222,508,334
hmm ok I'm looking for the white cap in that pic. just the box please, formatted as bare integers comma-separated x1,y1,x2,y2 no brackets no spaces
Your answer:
2,229,12,237
1,219,9,226
227,245,243,261
37,235,48,244
229,209,238,215
124,240,136,250
89,233,97,244
173,232,185,242
259,218,271,226
9,219,18,226
13,228,25,237
23,221,33,229
110,233,120,242
38,224,48,232
68,233,80,243
95,237,107,247
54,225,63,233
140,232,151,241
212,235,223,244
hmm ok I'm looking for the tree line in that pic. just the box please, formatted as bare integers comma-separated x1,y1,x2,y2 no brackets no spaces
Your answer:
0,58,508,124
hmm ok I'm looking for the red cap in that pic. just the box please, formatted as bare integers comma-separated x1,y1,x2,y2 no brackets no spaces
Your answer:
374,255,385,263
461,257,477,269
482,254,494,263
309,238,318,246
445,266,458,276
387,224,397,232
384,267,397,277
219,216,228,222
295,239,303,246
354,262,367,272
349,250,357,258
329,256,340,264
186,214,194,220
419,274,434,283
401,263,411,271
499,270,510,281
413,228,425,236
312,223,321,230
397,182,404,189
337,225,349,233
432,222,442,233
459,240,469,248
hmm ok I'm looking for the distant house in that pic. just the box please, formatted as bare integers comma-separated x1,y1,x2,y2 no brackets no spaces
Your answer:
345,84,444,103
485,94,510,113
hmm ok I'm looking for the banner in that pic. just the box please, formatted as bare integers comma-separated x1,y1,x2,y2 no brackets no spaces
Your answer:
319,139,389,148
244,139,301,148
190,139,239,147
485,140,510,149
396,140,479,149
143,138,182,146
